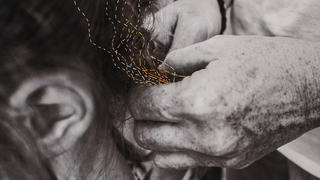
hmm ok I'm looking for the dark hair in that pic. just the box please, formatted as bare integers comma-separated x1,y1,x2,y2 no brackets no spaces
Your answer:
0,111,57,180
0,0,155,179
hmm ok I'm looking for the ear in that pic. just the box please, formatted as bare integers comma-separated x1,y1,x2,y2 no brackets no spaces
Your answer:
9,71,94,156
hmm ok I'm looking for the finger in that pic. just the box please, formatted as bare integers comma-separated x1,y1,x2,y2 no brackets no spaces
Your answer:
168,1,221,51
114,112,152,157
142,3,178,47
134,120,189,151
153,151,252,169
153,152,200,169
168,16,209,52
168,0,221,51
160,35,262,73
134,119,240,158
159,40,219,74
153,152,224,169
129,84,186,122
129,66,214,122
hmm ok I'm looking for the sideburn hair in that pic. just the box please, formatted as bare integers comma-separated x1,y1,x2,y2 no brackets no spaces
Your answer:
0,0,158,179
0,111,57,180
0,0,156,179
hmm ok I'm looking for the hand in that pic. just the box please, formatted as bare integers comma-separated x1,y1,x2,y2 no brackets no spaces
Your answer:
129,35,320,169
144,0,222,52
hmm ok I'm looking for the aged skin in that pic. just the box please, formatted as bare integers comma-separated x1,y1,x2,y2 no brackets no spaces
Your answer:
143,0,221,52
129,35,320,168
128,0,320,170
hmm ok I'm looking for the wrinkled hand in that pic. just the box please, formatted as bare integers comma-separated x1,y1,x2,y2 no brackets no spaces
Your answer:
144,0,222,52
129,35,320,169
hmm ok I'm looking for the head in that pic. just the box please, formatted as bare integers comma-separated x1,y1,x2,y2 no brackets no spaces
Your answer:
0,0,154,179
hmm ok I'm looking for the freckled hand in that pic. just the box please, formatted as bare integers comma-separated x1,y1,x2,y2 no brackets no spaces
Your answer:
129,35,320,168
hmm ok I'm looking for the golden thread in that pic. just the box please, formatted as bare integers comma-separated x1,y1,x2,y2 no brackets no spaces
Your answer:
72,0,186,86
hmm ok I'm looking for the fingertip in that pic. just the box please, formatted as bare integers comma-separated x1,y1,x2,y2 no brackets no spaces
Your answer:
141,14,154,32
160,49,191,75
158,53,177,73
149,3,178,47
162,50,181,70
158,64,169,72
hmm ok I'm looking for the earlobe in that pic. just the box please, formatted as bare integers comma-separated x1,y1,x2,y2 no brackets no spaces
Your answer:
9,72,94,156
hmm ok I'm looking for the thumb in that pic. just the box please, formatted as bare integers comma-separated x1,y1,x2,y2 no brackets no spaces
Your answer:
159,39,220,74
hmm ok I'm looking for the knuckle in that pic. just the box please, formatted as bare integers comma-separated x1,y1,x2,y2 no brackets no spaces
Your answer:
134,131,148,147
212,132,242,156
180,93,211,117
134,125,154,148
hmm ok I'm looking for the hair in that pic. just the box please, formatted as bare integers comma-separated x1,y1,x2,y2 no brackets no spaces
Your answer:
0,0,155,179
0,111,57,180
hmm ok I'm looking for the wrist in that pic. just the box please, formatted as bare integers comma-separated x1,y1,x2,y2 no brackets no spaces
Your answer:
239,38,320,139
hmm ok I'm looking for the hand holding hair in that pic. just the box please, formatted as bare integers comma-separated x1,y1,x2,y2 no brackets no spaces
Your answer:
129,35,320,169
